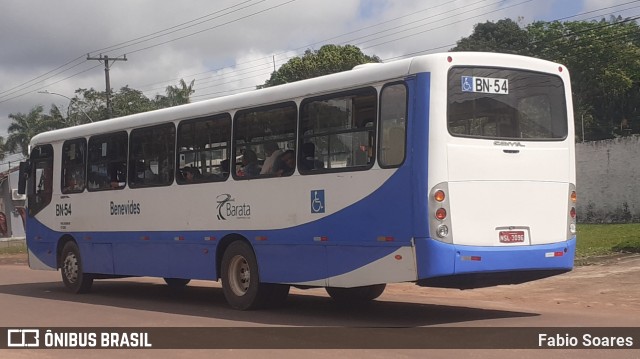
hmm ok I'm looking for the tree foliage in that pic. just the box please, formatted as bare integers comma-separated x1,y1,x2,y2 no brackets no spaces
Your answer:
452,17,640,141
5,79,195,157
259,44,381,88
6,105,62,156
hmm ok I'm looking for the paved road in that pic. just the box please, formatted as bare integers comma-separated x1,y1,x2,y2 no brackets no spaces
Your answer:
0,255,639,358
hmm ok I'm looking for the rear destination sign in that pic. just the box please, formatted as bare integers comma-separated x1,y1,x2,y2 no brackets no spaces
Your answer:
462,76,509,95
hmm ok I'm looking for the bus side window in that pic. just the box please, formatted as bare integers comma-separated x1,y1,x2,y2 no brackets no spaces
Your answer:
233,102,297,179
128,123,176,188
61,138,87,194
379,83,407,168
177,113,231,184
87,131,128,191
300,87,377,173
28,144,54,216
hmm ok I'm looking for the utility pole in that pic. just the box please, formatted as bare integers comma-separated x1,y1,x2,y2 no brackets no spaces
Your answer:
86,54,127,119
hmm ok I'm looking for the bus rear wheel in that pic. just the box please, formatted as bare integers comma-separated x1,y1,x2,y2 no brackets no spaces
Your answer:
60,241,93,294
220,241,289,310
326,284,386,305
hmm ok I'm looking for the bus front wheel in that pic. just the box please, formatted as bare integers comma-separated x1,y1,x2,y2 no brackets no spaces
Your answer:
60,241,93,293
326,284,386,305
220,241,289,310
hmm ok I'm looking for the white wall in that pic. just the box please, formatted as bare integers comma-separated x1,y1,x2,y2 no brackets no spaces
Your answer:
576,135,640,223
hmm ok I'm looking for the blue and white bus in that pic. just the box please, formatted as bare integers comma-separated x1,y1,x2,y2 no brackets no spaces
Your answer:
19,52,576,310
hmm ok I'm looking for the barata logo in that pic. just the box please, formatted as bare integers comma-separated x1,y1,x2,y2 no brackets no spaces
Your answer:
216,194,251,220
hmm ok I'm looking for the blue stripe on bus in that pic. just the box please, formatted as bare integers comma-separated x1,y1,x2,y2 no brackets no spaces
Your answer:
25,163,417,283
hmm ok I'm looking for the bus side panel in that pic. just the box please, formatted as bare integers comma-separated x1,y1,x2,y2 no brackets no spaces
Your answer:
80,243,114,274
113,242,169,277
410,73,430,239
256,165,416,285
26,215,57,270
168,244,217,280
108,234,217,280
255,244,327,285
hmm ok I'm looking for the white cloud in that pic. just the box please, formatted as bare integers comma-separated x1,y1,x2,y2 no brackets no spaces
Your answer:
0,0,607,137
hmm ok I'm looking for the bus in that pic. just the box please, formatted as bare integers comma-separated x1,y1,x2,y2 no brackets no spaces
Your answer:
18,52,576,310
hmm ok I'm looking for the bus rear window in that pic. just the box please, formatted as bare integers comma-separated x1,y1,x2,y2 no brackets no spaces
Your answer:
448,67,567,140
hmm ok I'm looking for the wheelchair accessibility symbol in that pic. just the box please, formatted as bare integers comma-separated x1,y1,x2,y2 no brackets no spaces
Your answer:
311,190,325,213
461,76,474,92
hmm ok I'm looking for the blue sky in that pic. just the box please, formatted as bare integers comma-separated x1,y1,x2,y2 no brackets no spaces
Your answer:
0,0,637,147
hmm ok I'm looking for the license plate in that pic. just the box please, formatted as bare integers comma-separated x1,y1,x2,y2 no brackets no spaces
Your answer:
499,231,525,243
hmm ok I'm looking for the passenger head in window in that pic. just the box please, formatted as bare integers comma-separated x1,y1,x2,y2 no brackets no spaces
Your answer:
181,167,200,183
274,150,295,177
237,149,260,178
220,159,230,177
260,142,283,175
300,142,324,171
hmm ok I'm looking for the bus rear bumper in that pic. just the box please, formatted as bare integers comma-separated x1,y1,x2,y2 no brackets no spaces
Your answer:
415,237,576,289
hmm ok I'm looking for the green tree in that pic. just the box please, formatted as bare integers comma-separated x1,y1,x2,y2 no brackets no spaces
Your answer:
111,86,156,117
59,79,195,124
453,17,640,141
259,44,381,88
0,137,6,161
6,105,60,156
155,79,195,107
452,18,531,55
527,19,640,140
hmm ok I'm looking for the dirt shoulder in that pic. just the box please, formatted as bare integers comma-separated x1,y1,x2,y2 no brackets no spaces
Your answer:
0,253,28,266
3,252,639,311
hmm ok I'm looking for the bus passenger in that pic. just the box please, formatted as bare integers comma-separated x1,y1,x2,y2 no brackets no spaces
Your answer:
237,149,260,178
181,167,200,182
300,142,324,171
260,142,283,175
274,150,295,177
220,159,230,178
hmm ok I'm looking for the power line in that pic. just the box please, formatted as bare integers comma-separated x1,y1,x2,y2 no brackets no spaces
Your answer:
191,1,640,102
138,0,493,92
89,0,263,55
0,0,292,106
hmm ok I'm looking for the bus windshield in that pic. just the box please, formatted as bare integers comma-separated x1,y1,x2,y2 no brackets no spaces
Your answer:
447,67,568,141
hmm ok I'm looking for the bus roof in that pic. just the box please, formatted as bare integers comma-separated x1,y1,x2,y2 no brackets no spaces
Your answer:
30,52,563,147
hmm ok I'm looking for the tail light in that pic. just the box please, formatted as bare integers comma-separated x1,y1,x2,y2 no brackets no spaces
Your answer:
430,183,453,243
568,185,577,238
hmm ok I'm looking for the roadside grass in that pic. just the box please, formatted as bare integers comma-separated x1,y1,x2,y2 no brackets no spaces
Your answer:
0,241,27,255
1,224,639,261
576,223,640,258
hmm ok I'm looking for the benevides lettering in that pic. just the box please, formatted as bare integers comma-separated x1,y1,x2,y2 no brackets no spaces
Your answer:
109,201,141,215
494,140,525,147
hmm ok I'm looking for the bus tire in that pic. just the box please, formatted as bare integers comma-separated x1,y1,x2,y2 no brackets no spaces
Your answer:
221,240,268,310
60,241,93,294
326,284,386,305
164,278,191,289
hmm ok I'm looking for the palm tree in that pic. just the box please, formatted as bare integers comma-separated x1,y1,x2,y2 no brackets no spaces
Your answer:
6,105,60,157
158,79,195,108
